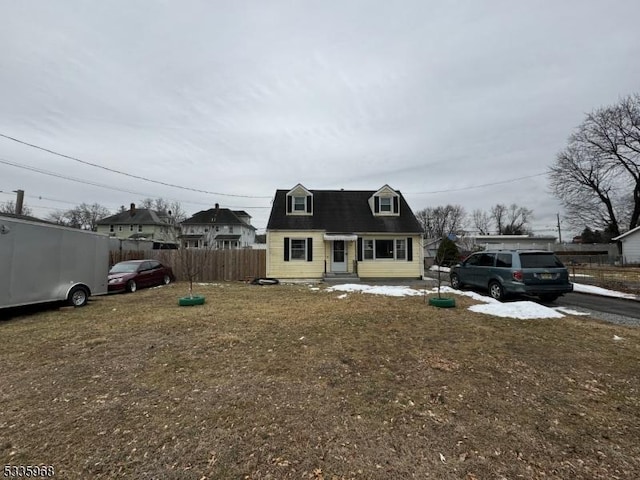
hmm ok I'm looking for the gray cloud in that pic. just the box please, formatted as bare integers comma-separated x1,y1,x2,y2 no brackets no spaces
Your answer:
1,0,639,235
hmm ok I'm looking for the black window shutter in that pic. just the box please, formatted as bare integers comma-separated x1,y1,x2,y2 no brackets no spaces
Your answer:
407,237,413,261
287,196,292,213
307,237,313,261
357,237,363,261
374,197,380,213
393,196,399,214
306,196,312,213
284,237,290,261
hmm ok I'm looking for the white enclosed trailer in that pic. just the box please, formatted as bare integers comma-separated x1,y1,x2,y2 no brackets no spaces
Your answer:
0,214,110,309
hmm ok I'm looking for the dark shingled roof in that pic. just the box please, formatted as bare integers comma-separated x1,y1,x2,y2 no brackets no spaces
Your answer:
97,209,170,226
182,208,256,230
267,189,423,233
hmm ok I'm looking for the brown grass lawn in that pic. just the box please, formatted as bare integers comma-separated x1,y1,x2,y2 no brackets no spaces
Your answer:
1,282,639,479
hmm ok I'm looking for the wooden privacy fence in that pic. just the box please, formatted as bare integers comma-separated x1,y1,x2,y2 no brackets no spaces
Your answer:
109,249,266,282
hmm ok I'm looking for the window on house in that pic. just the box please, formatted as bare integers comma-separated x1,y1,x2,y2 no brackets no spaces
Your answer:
375,239,394,259
138,225,143,232
204,227,209,232
290,239,307,260
293,196,306,211
380,197,392,212
109,225,114,232
118,226,123,232
364,239,374,260
229,226,234,233
395,239,406,260
129,225,134,231
215,226,219,232
362,238,409,260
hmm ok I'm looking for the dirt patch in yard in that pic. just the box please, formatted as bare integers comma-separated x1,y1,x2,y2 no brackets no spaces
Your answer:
1,282,639,479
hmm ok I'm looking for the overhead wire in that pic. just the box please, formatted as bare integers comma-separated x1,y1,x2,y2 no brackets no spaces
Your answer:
0,158,273,210
406,172,548,195
0,132,272,199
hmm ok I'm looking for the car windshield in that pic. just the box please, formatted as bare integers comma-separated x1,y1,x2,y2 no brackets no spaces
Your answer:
520,253,564,268
109,263,140,273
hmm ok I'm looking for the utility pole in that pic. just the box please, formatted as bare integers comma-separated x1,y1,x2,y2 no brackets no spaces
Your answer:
556,213,562,244
14,189,24,215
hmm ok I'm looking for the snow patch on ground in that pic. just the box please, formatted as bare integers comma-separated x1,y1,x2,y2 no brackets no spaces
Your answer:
469,301,565,319
573,283,638,300
327,284,423,297
325,282,637,320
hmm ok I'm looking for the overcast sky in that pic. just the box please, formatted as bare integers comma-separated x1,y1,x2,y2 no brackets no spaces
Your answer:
1,1,639,236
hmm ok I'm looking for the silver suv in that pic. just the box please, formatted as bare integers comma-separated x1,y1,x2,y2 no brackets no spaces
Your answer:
450,250,573,302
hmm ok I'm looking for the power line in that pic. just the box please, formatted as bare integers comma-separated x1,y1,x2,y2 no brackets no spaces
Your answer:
1,157,156,197
0,158,271,210
406,172,548,195
0,132,272,199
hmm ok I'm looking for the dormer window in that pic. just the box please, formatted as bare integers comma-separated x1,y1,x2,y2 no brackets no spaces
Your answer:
371,185,400,216
286,184,313,215
293,196,306,211
380,197,392,212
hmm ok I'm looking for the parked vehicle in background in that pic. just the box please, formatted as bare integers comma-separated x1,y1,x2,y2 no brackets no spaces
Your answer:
108,260,174,293
0,214,109,309
449,249,573,302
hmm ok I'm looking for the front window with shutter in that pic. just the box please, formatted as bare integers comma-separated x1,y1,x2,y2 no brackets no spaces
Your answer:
360,237,413,261
290,239,306,260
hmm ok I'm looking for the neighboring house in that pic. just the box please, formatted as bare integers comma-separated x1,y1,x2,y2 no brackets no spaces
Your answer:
467,234,557,251
96,203,177,248
180,204,256,249
266,184,424,280
612,226,640,264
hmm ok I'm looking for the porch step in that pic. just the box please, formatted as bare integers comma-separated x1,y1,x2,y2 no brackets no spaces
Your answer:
323,272,360,283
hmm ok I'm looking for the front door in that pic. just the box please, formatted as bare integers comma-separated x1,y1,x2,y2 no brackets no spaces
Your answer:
331,240,347,273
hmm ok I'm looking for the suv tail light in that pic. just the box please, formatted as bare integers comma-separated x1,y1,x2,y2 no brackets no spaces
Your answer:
512,270,523,282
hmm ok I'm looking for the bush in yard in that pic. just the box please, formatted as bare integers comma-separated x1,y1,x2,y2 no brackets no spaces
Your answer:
436,236,460,266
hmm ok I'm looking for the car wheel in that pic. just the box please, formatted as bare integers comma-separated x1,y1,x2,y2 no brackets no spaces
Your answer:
488,281,504,301
163,274,171,285
540,294,559,303
450,273,463,289
68,286,89,307
126,280,137,293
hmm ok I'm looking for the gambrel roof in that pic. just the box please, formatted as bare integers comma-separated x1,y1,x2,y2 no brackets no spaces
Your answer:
267,189,423,233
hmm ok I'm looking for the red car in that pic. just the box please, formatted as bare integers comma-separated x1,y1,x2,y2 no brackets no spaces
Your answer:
108,260,175,293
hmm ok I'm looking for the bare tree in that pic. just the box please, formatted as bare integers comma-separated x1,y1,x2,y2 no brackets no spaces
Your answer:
415,205,466,239
139,197,187,223
503,203,533,235
471,209,492,235
550,93,640,235
47,203,111,231
491,204,507,234
0,201,32,216
472,204,533,235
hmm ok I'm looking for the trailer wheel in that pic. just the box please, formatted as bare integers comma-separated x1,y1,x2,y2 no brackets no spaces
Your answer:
163,274,171,285
68,286,89,307
126,280,137,293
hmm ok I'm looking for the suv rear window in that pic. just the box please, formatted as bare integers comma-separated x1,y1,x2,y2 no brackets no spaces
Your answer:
519,253,564,268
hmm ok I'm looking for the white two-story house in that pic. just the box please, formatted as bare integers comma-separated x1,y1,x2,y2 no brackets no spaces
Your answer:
180,204,256,249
